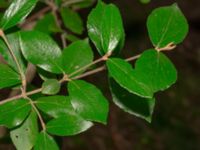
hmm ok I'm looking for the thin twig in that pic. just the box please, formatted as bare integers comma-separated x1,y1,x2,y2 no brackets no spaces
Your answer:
47,0,68,48
27,97,46,130
20,6,51,28
0,29,26,96
62,0,85,7
0,54,140,105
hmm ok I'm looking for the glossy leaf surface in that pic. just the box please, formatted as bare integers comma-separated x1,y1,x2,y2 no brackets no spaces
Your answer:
87,1,124,55
46,113,93,136
134,49,177,92
107,49,177,98
0,32,27,73
41,79,61,95
109,78,155,122
107,58,153,98
147,4,188,48
36,96,74,118
0,0,37,30
0,99,31,128
0,63,21,89
62,40,93,75
68,80,109,124
20,31,63,74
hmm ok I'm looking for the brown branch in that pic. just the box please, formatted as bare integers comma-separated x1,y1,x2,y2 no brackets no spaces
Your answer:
0,54,140,105
20,6,51,28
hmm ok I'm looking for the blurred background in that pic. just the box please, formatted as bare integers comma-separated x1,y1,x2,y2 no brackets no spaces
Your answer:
0,0,200,149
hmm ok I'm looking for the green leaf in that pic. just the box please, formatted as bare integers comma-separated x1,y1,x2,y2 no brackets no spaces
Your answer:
87,1,125,55
147,4,189,48
19,30,63,74
35,96,74,118
46,113,93,136
35,13,61,34
68,80,109,124
106,58,153,98
34,131,59,150
0,32,27,73
37,67,57,81
65,34,80,42
0,99,31,128
134,49,177,92
107,49,177,98
0,63,21,89
62,40,93,75
0,0,38,30
109,78,155,122
41,79,61,95
60,8,84,34
10,111,39,150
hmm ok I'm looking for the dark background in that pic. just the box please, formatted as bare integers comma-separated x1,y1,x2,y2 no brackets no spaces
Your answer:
0,0,200,149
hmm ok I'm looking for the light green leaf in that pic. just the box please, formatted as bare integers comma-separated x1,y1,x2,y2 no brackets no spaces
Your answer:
19,30,63,74
10,111,39,150
46,113,93,136
87,1,125,55
41,79,61,95
0,63,21,89
35,96,74,118
147,4,189,48
109,78,155,122
60,8,83,34
107,49,177,98
35,13,61,34
0,32,27,73
62,40,93,76
0,0,38,30
68,80,109,124
34,131,59,150
0,99,31,128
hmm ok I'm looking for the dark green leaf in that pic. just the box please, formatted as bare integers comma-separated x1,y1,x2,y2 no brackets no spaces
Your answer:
35,96,74,118
65,34,80,42
60,8,83,34
0,0,38,30
68,80,109,124
37,67,57,81
10,111,39,150
109,78,155,122
46,113,93,136
62,40,93,76
35,13,61,34
106,58,153,98
0,32,27,73
41,79,61,95
134,49,177,92
147,4,188,48
0,63,21,89
87,1,125,55
107,49,177,98
0,99,31,128
34,131,59,150
19,31,63,74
